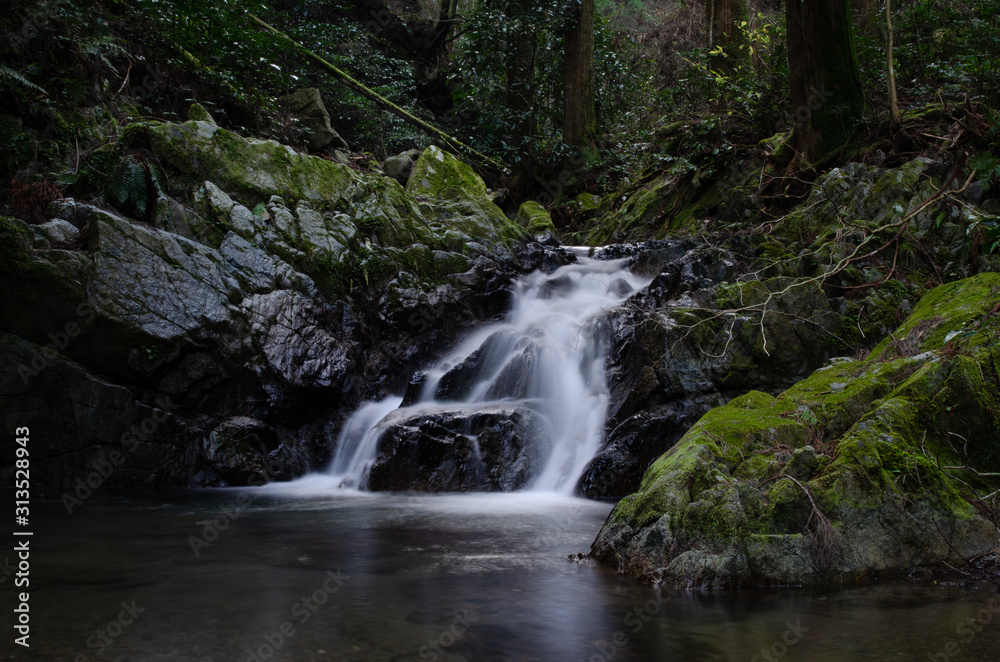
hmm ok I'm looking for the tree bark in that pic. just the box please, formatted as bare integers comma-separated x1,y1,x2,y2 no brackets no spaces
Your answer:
705,0,750,71
506,8,537,144
785,0,866,165
562,0,596,148
886,0,900,129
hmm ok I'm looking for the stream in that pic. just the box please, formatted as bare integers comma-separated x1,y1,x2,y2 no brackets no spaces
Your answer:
8,255,999,662
11,490,1000,661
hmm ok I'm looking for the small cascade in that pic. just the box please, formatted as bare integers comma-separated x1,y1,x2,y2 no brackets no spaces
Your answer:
325,256,650,494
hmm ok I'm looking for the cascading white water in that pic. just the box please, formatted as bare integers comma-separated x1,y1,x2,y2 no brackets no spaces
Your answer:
325,255,650,494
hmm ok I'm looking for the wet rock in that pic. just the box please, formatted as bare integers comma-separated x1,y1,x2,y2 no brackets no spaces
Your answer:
203,416,280,485
578,399,715,499
434,330,519,402
367,406,548,492
590,274,1000,587
521,242,575,274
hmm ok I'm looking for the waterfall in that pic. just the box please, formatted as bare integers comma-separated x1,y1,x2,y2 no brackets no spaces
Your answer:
325,255,650,494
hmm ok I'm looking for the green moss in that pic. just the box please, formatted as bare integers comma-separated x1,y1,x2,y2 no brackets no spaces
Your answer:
405,146,527,249
516,201,556,237
601,274,1000,585
138,120,362,208
0,215,35,277
871,272,1000,358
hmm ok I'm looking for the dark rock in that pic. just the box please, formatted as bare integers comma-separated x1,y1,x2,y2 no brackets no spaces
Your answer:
536,230,562,247
521,242,575,274
434,329,519,401
578,399,715,498
784,445,823,481
401,371,428,406
202,416,280,485
367,406,548,491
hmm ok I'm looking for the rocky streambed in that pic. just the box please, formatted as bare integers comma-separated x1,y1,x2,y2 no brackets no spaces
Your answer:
2,110,999,587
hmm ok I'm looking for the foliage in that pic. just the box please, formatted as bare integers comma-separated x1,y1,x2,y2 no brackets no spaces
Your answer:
970,151,1000,192
449,2,573,160
127,0,422,154
107,153,164,220
888,0,1000,108
0,64,48,99
665,12,788,140
9,179,61,223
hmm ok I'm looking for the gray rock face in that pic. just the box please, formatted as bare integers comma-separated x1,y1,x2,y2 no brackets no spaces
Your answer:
0,124,530,489
278,88,349,151
35,219,80,245
366,406,549,492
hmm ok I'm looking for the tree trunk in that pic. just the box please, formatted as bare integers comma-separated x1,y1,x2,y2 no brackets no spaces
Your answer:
886,0,900,129
562,0,596,148
506,12,537,144
705,0,750,71
785,0,866,165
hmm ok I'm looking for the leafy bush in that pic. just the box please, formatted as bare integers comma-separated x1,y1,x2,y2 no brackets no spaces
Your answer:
891,0,1000,107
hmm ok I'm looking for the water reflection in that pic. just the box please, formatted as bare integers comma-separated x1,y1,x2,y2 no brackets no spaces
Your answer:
8,491,999,661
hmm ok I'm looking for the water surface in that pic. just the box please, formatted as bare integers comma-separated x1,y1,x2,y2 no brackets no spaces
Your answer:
5,489,999,661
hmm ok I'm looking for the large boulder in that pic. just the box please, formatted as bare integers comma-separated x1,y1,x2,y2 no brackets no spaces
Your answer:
591,273,1000,587
366,406,550,492
277,88,349,151
0,117,533,489
406,145,527,252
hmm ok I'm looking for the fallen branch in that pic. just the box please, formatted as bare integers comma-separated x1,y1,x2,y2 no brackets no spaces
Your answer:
248,14,508,175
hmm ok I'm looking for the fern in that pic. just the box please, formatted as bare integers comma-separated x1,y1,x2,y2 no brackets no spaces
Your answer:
107,154,165,219
0,65,48,98
970,151,1000,192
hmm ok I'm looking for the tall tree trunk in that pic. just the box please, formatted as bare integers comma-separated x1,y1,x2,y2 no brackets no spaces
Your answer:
785,0,866,165
886,0,900,129
506,7,537,145
562,0,596,148
705,0,750,71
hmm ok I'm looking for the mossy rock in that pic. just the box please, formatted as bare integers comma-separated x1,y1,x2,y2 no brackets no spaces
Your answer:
515,200,556,237
405,146,526,250
593,273,1000,587
136,120,362,207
